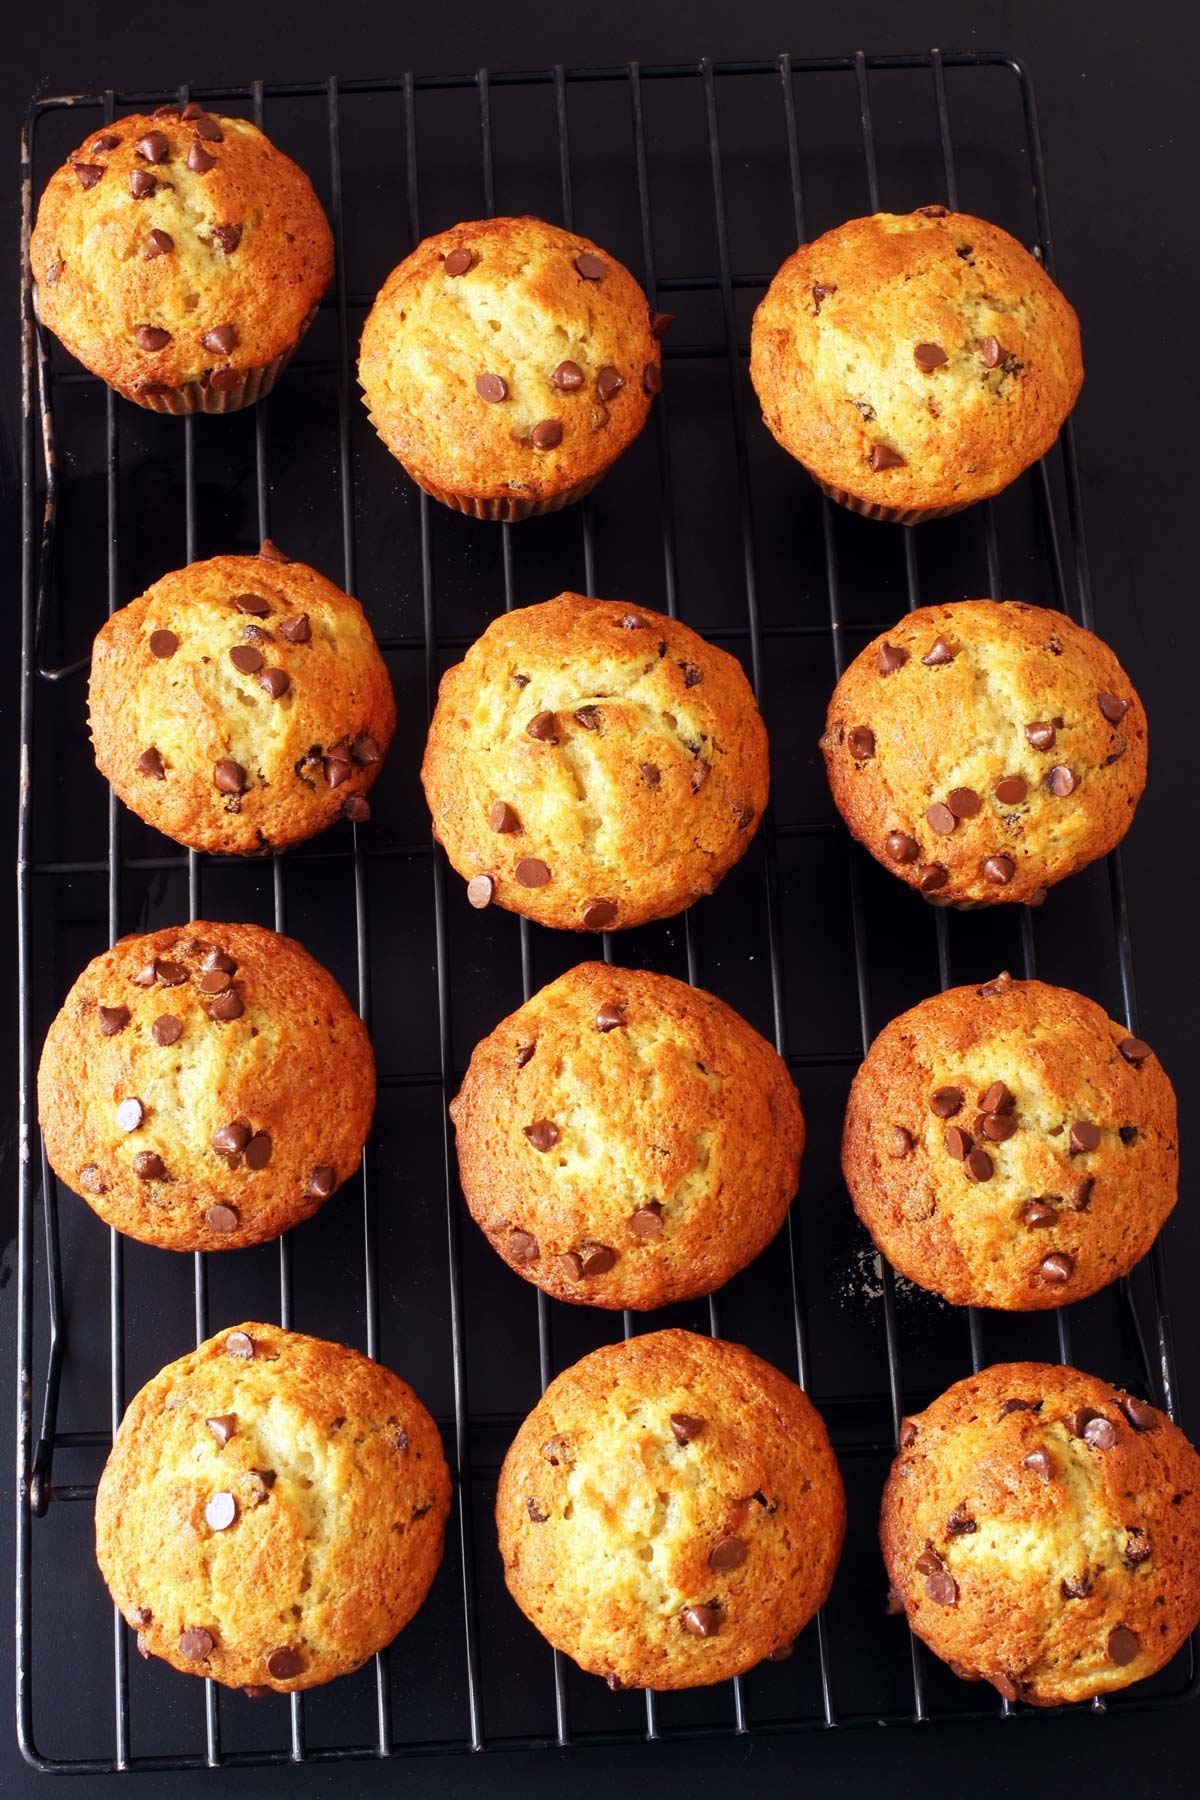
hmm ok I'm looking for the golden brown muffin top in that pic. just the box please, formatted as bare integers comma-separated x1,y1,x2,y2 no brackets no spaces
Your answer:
89,548,396,856
359,216,660,506
37,923,375,1252
881,1362,1200,1706
451,962,804,1310
421,593,769,932
496,1330,844,1690
750,208,1082,513
821,599,1146,906
96,1323,451,1693
842,975,1177,1310
30,108,333,400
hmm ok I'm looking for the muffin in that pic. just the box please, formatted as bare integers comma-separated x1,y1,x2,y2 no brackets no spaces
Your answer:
820,599,1146,906
37,922,375,1252
30,103,333,414
843,974,1176,1310
496,1330,844,1689
451,963,804,1309
750,206,1082,523
359,216,665,520
421,594,769,931
89,545,395,855
96,1323,451,1692
880,1362,1200,1705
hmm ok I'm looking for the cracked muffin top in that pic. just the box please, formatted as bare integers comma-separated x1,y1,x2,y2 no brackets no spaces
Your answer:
820,599,1146,906
842,974,1177,1311
96,1323,450,1693
89,545,395,856
880,1362,1200,1706
37,922,375,1252
30,106,332,407
451,962,804,1310
750,207,1082,519
421,593,769,931
496,1329,844,1690
359,216,664,519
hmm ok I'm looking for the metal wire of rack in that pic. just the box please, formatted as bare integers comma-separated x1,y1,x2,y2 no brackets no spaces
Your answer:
16,49,1197,1774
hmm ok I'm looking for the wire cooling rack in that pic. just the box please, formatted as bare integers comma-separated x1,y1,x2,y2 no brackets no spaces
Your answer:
16,49,1197,1774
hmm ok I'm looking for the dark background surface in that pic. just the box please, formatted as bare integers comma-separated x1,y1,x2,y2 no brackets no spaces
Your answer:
3,2,1199,1796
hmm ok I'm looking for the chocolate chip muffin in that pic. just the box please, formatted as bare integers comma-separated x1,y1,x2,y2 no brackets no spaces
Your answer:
750,206,1082,522
451,963,804,1309
96,1323,451,1692
30,104,333,414
842,974,1177,1310
421,594,769,931
496,1330,844,1689
89,544,395,855
881,1362,1200,1705
359,215,666,521
821,599,1146,906
37,922,374,1252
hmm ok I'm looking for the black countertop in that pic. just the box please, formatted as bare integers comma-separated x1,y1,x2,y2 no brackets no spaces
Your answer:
3,2,1198,1795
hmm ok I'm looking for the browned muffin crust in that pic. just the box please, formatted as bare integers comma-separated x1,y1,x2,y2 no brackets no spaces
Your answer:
842,976,1177,1310
359,216,661,519
421,594,769,931
30,107,332,412
750,207,1082,521
96,1324,451,1692
37,923,375,1251
496,1330,845,1689
821,600,1146,906
451,963,804,1309
89,548,395,856
880,1362,1200,1705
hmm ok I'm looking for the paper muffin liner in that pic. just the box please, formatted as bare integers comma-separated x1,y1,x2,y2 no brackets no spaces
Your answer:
813,474,973,527
405,466,606,522
129,303,320,417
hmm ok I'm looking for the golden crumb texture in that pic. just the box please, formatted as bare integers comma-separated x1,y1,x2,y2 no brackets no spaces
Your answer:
30,108,333,408
821,599,1146,906
496,1330,844,1689
421,593,769,931
750,208,1082,519
37,922,375,1252
89,551,396,855
842,976,1176,1310
359,216,660,518
96,1323,451,1693
881,1362,1200,1705
451,962,804,1309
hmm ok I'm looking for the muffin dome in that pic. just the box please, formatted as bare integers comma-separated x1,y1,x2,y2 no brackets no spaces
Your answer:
496,1330,844,1689
451,962,804,1309
96,1324,451,1692
30,106,333,413
359,216,663,520
89,546,395,856
881,1362,1200,1705
421,593,769,931
37,922,375,1252
842,975,1177,1310
820,599,1146,906
750,207,1082,521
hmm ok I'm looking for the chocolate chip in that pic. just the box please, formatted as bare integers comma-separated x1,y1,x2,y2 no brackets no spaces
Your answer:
225,1331,254,1358
670,1414,704,1444
885,831,919,864
1021,1199,1056,1229
213,759,245,794
132,1151,166,1180
212,1121,251,1155
129,168,157,198
179,1628,213,1661
914,342,947,371
324,751,352,788
651,311,675,338
199,968,232,994
526,711,558,743
192,113,223,142
1025,721,1056,750
1124,1529,1152,1565
233,593,271,616
1072,1176,1095,1209
1021,1449,1052,1481
98,1005,130,1037
202,324,237,356
1083,1415,1118,1451
978,972,1012,996
581,1244,616,1276
73,159,108,189
966,1151,995,1181
247,1469,276,1500
188,142,216,174
229,645,264,675
930,1087,963,1119
980,336,1003,369
889,1126,913,1158
708,1536,747,1572
117,1097,144,1132
208,991,244,1022
868,444,905,471
947,1505,977,1536
266,1647,304,1680
509,1229,539,1264
258,539,289,563
258,667,290,700
619,614,646,630
152,1014,182,1046
212,223,243,253
206,1414,236,1446
994,775,1027,805
308,1165,337,1200
515,1045,535,1071
148,628,179,659
597,366,624,400
524,1120,559,1151
245,1133,271,1171
1098,692,1130,724
137,131,169,164
1118,1036,1152,1064
475,372,507,402
552,360,585,391
943,1126,972,1161
640,761,661,787
488,801,520,834
1119,1396,1158,1433
206,1491,237,1531
515,858,551,887
1107,1627,1139,1667
596,1002,625,1032
877,642,908,675
847,726,875,760
466,874,495,909
154,959,187,986
918,860,950,888
1000,1398,1035,1415
643,363,662,395
916,203,949,217
443,247,473,276
631,1204,663,1237
943,788,978,819
812,281,838,310
900,1420,918,1448
575,253,605,280
925,1570,957,1606
732,801,755,830
1070,1120,1101,1154
574,705,601,731
1039,1252,1074,1283
582,899,618,929
79,1164,106,1194
349,734,380,767
982,855,1015,885
1047,765,1076,797
682,1605,718,1637
134,325,172,351
921,638,955,666
531,419,563,449
143,229,175,261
